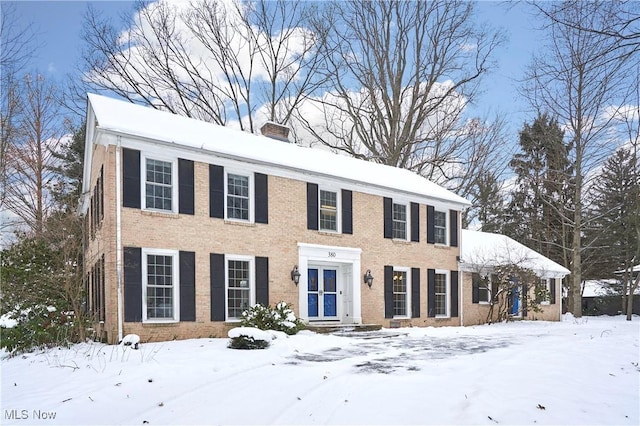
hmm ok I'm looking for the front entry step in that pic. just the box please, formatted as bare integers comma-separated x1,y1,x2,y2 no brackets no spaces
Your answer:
305,323,382,334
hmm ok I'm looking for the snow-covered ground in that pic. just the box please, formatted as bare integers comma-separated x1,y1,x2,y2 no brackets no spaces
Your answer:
2,315,638,425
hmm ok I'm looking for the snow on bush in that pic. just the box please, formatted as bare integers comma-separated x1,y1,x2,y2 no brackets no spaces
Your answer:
121,334,141,349
240,302,304,335
228,327,273,350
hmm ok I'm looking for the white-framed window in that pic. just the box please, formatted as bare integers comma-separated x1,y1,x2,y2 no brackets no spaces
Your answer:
473,273,491,304
434,210,447,245
319,189,339,232
143,156,177,212
539,278,551,305
393,267,411,318
434,270,450,317
225,171,253,222
142,248,180,322
393,202,408,240
226,255,255,320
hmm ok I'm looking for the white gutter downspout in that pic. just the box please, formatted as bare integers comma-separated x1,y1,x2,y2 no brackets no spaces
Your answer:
459,266,464,326
115,136,124,342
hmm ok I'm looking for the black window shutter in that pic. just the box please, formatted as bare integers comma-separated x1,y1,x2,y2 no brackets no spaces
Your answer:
472,273,480,304
341,189,353,234
491,274,499,302
523,284,528,316
449,210,459,247
255,173,269,224
99,166,104,220
307,183,318,230
179,251,196,321
122,148,141,209
383,197,393,239
384,266,394,318
209,165,224,218
210,253,226,321
451,270,459,317
256,257,269,306
411,268,420,318
550,279,556,304
178,159,195,215
427,205,435,244
427,269,436,317
411,202,420,242
123,247,142,322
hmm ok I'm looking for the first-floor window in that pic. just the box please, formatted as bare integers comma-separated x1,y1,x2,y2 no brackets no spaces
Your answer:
435,271,449,316
539,278,550,304
144,250,178,321
393,269,409,317
227,257,254,319
434,210,447,244
473,273,491,303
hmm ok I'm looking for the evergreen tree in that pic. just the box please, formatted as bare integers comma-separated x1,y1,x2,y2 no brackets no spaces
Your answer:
506,113,573,269
473,170,505,233
51,124,85,211
587,147,640,312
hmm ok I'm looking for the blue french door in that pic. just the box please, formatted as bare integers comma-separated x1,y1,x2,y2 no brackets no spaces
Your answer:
510,285,521,316
308,268,338,320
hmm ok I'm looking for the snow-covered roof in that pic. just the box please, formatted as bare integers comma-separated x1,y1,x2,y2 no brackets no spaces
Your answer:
614,264,640,275
459,229,570,278
86,93,470,207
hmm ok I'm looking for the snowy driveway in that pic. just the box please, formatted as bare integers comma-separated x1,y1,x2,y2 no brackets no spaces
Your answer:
290,329,512,373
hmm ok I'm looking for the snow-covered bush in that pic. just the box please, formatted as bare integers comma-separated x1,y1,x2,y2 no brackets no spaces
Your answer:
0,305,75,356
240,302,304,335
228,327,273,350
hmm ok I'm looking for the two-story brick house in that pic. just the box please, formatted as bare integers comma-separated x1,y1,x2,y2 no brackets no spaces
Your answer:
81,93,474,343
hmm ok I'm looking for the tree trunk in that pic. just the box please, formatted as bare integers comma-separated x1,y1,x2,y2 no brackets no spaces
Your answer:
627,274,639,321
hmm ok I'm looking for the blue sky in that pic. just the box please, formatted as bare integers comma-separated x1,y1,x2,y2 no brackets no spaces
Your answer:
10,0,543,135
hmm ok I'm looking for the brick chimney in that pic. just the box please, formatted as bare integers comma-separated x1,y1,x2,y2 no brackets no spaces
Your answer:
260,121,290,142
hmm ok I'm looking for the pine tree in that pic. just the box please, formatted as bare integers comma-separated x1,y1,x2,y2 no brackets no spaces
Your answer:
506,113,572,268
587,147,640,313
473,170,505,233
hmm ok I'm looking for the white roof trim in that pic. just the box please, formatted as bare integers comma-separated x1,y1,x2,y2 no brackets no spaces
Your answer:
459,229,570,278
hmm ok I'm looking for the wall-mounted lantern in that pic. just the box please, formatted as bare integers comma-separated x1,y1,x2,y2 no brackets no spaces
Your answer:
363,269,374,288
291,265,301,286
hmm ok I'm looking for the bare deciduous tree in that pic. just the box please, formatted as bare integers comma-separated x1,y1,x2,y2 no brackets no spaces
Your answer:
523,0,639,317
294,0,505,181
3,74,65,235
77,0,327,131
1,4,38,221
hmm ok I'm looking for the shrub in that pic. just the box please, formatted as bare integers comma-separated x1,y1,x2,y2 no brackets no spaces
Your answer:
1,305,76,356
228,335,271,350
240,302,305,335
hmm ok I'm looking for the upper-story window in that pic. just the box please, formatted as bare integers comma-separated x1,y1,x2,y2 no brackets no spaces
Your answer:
384,198,417,241
227,173,250,221
319,189,338,231
434,210,447,244
123,149,193,215
307,183,351,234
145,158,174,211
393,203,408,240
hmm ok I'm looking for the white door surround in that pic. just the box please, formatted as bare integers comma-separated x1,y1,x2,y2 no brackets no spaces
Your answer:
297,243,362,324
